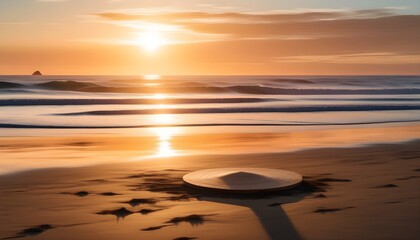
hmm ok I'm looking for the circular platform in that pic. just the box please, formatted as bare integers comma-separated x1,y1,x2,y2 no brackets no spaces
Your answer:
183,168,302,192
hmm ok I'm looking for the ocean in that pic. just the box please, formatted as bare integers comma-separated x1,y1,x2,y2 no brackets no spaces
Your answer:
0,75,419,134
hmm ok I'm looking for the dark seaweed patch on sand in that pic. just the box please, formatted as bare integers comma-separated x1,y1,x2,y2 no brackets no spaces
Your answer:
121,198,156,207
3,224,54,239
99,192,121,196
96,207,134,219
60,191,90,197
138,208,163,215
372,184,398,188
141,224,171,231
142,214,211,232
395,176,419,180
314,207,354,214
130,177,188,195
317,178,352,182
360,161,387,165
96,205,162,219
400,156,420,160
166,214,208,226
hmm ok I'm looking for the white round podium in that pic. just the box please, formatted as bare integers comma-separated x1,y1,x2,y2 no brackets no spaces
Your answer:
183,168,302,193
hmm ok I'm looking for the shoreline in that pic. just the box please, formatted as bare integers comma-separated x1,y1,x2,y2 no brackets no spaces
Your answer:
1,123,420,176
1,138,420,179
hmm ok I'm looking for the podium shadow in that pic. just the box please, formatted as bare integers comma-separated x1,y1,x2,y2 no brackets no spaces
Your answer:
199,193,305,240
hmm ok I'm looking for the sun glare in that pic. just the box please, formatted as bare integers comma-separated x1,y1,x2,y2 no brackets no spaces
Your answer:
143,74,161,80
138,31,165,52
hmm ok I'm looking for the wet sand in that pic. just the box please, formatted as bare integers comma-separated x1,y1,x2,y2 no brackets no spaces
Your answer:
1,123,420,175
0,130,419,240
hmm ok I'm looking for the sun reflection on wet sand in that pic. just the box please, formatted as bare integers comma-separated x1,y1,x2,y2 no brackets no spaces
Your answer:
153,127,178,157
150,112,179,157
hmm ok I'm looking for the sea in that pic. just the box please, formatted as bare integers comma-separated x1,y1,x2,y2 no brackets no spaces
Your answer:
0,75,419,135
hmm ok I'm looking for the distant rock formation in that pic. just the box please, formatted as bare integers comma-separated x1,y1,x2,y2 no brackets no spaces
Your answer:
32,71,42,76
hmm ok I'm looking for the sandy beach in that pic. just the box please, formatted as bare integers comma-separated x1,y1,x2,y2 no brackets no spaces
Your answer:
1,124,419,240
2,0,420,238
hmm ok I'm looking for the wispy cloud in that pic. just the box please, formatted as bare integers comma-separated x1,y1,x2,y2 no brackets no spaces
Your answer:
96,8,397,23
93,8,420,48
276,52,420,64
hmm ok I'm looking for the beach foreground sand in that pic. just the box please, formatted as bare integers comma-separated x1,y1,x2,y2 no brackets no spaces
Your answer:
0,133,419,240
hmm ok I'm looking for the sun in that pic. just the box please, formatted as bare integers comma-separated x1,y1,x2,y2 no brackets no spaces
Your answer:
137,30,165,52
143,74,161,80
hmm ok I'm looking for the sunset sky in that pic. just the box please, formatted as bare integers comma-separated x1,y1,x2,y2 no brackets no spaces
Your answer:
1,0,420,75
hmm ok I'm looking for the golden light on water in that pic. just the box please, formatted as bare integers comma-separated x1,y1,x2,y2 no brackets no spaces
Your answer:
155,104,169,109
152,93,166,99
146,71,177,157
152,113,175,124
144,83,160,87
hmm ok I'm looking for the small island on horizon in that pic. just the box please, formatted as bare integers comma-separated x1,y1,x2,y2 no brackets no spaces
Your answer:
32,71,42,76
